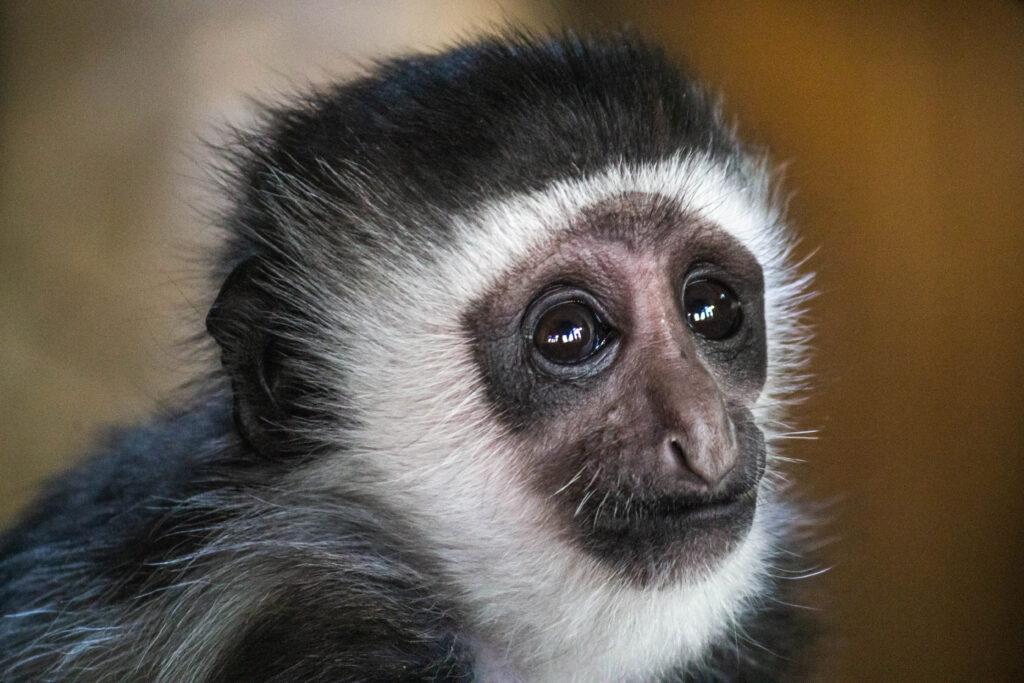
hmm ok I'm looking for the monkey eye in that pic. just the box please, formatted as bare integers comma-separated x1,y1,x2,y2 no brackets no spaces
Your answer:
683,279,742,340
533,301,610,365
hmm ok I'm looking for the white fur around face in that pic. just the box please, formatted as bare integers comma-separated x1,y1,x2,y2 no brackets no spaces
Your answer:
299,152,809,680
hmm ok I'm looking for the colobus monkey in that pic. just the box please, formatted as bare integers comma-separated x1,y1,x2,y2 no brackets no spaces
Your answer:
0,32,816,681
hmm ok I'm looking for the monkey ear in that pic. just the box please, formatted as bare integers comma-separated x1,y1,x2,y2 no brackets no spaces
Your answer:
206,257,289,456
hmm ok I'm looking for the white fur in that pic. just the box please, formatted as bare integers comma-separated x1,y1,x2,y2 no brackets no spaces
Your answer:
296,153,811,680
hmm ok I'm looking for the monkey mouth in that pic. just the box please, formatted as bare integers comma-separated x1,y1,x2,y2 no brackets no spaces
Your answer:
589,486,757,533
568,484,758,585
652,490,752,521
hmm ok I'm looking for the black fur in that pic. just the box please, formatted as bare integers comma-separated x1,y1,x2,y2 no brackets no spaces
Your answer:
210,29,741,459
0,31,813,680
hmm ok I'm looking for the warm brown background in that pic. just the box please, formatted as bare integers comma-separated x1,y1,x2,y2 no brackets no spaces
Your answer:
2,2,1022,681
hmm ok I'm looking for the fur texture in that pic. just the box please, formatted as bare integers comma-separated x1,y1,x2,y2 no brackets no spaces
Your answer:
0,31,816,681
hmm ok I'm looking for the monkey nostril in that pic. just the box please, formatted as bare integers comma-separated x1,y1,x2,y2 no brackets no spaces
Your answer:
667,437,687,468
663,435,700,482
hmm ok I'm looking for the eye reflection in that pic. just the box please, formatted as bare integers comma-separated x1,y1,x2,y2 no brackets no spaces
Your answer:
684,279,742,340
547,326,583,345
533,302,601,364
690,305,716,323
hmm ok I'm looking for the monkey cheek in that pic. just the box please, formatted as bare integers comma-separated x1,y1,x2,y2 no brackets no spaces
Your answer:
566,487,759,588
529,409,766,586
563,432,765,585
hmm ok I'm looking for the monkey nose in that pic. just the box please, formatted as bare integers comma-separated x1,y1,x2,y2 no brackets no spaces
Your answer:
661,433,737,490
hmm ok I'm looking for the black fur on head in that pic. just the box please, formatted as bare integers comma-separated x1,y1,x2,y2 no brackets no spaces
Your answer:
204,29,741,459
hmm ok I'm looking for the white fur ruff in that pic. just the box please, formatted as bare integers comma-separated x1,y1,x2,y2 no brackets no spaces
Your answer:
296,153,811,680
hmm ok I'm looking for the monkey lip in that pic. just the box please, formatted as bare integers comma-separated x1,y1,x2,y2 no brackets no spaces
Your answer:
649,488,754,521
588,486,757,534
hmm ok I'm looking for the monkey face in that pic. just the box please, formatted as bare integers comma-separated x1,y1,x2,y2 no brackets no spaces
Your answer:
469,194,768,586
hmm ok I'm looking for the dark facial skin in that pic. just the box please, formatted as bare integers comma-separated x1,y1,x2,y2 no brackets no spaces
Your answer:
467,194,768,587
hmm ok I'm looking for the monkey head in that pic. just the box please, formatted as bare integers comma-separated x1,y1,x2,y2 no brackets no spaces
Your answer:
205,32,811,678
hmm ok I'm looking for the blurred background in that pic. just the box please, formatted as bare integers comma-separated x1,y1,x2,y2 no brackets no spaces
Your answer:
1,1,1021,680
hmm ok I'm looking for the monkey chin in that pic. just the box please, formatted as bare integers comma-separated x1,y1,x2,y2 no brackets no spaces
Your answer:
572,488,759,589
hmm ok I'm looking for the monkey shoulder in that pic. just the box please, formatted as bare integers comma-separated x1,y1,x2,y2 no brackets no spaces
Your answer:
210,569,472,681
0,402,474,680
0,403,232,594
